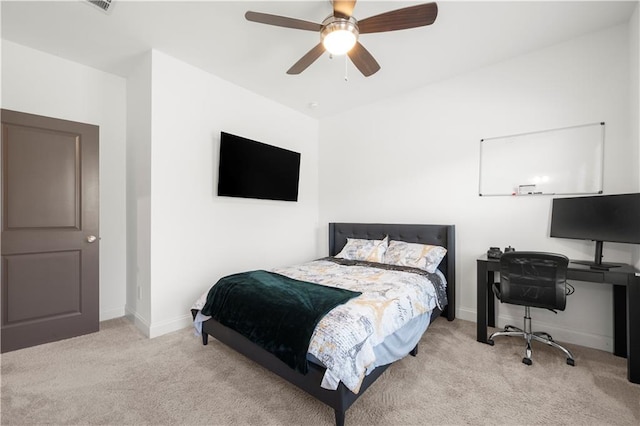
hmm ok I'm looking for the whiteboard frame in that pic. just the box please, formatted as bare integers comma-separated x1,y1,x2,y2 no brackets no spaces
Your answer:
478,122,605,197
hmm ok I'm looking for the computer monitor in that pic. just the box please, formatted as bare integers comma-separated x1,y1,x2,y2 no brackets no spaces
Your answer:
550,193,640,270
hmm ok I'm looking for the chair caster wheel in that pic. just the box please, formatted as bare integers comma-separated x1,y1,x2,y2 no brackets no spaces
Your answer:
567,358,575,366
522,357,532,366
487,339,494,346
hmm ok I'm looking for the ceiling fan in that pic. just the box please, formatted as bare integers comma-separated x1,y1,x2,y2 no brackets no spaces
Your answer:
245,1,438,77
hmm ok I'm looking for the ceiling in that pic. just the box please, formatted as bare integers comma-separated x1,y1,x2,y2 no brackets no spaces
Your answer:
1,1,638,118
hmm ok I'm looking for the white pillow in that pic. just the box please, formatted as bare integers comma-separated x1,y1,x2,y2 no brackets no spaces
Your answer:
335,236,388,263
383,240,447,273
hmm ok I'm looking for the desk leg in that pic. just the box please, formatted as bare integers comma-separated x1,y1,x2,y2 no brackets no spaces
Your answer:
627,274,640,384
613,285,627,358
487,271,496,328
477,261,489,344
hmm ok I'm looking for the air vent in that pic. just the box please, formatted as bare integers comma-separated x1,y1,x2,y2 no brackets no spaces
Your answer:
86,0,113,13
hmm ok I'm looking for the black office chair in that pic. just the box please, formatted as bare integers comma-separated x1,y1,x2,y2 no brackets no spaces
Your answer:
488,251,575,366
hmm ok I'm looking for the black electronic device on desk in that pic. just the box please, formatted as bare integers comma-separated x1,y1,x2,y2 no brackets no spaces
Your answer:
487,247,502,259
486,246,515,259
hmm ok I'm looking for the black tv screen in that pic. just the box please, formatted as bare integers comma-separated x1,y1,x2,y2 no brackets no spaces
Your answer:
550,193,640,244
217,132,301,202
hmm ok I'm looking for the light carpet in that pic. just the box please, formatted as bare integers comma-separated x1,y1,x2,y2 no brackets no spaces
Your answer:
1,316,639,425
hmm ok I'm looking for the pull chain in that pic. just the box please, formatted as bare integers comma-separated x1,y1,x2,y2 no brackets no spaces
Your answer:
344,55,348,81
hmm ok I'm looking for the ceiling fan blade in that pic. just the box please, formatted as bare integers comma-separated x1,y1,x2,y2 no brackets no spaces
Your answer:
333,0,357,18
287,43,326,75
347,42,380,77
245,11,322,32
358,2,438,34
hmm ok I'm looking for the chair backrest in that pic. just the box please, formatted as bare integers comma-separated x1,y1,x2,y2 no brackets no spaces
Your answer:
499,251,569,311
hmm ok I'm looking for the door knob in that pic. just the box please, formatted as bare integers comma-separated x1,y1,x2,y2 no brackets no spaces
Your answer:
87,235,97,243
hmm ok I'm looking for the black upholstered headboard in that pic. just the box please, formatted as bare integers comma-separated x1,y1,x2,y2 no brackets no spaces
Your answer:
328,222,456,321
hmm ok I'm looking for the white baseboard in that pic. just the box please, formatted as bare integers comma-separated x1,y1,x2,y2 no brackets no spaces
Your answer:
100,306,125,322
124,305,150,338
119,303,613,351
494,313,613,352
123,307,193,339
148,314,193,338
456,307,478,323
454,307,613,353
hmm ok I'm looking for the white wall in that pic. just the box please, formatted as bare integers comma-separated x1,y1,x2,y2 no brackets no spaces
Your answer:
125,52,153,330
1,40,128,322
2,10,637,348
318,24,638,352
128,50,320,337
1,42,320,337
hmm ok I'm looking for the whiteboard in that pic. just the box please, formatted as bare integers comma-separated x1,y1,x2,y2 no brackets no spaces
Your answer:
479,122,604,196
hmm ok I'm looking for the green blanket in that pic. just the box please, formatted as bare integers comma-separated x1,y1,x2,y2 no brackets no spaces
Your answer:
201,270,361,374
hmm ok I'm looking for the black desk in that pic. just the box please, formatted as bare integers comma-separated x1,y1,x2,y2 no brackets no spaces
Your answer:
477,254,640,384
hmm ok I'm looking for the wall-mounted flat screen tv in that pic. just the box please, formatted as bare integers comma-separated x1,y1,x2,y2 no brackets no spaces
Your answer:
217,132,301,202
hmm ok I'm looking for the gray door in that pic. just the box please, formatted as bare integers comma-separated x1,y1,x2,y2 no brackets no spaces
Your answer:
1,109,99,353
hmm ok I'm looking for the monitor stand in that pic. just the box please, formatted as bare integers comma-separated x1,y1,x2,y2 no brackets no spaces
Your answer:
571,240,622,271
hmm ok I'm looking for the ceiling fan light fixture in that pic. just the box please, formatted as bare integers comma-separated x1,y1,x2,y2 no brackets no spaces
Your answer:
321,18,358,55
246,2,438,77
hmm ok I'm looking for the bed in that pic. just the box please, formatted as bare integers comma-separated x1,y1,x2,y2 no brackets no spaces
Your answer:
191,223,455,426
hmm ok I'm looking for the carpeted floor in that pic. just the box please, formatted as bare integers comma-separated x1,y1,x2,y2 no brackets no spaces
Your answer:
1,316,639,425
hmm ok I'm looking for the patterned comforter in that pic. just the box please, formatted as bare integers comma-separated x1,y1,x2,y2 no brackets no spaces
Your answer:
192,257,447,394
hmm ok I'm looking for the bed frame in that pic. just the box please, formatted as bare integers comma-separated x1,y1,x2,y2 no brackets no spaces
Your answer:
196,223,456,426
